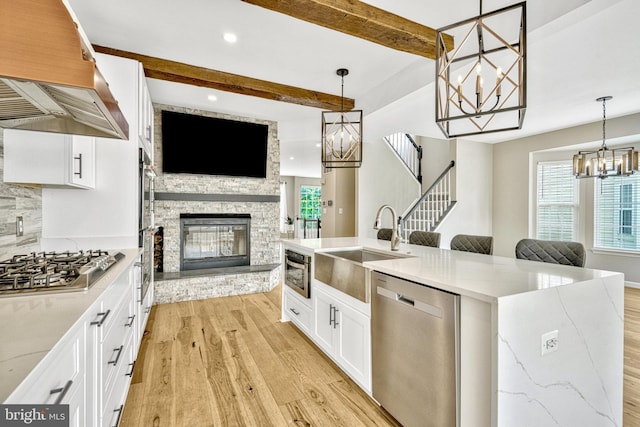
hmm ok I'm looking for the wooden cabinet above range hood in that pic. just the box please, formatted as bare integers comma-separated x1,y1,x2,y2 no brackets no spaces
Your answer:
0,0,129,140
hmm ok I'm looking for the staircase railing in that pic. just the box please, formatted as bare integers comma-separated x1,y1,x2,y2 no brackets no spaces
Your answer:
399,160,456,242
383,132,422,183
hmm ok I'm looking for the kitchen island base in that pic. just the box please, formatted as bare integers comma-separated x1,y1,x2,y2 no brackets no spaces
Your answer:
281,237,624,427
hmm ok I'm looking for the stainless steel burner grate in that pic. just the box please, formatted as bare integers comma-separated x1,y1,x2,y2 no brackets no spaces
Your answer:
0,250,124,297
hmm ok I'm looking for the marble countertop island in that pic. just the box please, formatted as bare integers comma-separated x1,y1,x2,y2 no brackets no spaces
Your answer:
282,237,625,427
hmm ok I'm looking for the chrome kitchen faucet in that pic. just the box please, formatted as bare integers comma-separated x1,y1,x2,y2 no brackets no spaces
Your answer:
373,205,400,251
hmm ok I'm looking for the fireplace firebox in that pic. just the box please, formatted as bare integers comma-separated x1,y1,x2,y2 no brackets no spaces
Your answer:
180,213,251,271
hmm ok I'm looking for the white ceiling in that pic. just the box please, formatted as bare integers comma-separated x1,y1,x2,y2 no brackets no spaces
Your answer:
68,0,640,178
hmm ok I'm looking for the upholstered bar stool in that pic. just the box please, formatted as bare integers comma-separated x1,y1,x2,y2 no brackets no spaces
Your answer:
409,231,441,248
377,228,393,241
515,238,586,267
450,234,493,255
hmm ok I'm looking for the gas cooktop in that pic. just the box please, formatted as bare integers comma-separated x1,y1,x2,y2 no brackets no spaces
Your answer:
0,250,125,297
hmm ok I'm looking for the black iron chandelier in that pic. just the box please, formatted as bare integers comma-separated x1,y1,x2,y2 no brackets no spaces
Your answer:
321,68,363,168
435,1,527,138
573,96,639,179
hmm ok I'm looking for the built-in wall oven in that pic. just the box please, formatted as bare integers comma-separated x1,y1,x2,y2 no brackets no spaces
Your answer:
138,148,156,303
284,249,311,298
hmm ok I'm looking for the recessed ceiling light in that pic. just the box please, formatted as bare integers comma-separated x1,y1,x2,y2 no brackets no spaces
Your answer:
315,143,321,148
207,94,217,102
289,157,295,160
223,33,237,43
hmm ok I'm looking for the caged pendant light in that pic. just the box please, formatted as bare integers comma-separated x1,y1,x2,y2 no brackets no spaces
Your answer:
321,68,363,168
435,1,526,138
573,96,639,179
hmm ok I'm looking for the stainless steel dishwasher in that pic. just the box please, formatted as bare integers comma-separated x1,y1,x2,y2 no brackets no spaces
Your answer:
371,271,460,427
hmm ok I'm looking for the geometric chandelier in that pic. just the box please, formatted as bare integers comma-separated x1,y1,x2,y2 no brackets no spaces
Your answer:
321,68,363,168
573,96,639,179
435,1,526,138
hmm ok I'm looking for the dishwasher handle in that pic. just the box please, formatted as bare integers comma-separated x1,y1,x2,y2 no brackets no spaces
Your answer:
376,286,443,319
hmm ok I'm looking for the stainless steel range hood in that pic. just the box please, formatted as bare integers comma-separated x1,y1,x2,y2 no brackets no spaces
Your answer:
0,0,129,139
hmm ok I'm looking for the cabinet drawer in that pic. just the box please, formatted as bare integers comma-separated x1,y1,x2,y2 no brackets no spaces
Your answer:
90,278,130,341
284,289,312,333
101,332,134,427
101,291,134,399
6,323,85,409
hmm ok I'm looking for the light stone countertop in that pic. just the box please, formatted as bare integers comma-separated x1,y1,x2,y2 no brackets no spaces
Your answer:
282,237,624,302
0,248,142,402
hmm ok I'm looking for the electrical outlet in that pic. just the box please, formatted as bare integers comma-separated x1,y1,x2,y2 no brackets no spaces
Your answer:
16,216,23,237
541,330,559,356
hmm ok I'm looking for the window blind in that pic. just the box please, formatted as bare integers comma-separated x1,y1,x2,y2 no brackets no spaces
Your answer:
594,175,640,250
536,161,578,241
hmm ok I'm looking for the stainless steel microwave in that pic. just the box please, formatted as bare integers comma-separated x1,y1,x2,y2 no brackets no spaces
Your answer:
284,249,311,298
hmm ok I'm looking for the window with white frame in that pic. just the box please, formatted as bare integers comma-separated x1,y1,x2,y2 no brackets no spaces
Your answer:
300,185,322,220
536,160,579,241
594,175,640,251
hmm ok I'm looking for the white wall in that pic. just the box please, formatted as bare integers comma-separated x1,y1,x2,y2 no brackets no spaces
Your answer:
357,137,420,239
419,135,451,189
493,112,640,282
436,139,493,249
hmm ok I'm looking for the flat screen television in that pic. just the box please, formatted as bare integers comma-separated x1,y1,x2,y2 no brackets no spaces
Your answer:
161,110,269,178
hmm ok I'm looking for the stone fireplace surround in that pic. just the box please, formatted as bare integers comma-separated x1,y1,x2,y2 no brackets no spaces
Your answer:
152,104,281,304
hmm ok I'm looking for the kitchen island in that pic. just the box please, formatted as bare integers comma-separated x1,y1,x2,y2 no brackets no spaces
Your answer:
281,237,624,427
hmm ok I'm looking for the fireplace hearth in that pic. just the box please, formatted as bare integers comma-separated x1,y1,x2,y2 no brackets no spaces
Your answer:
180,213,251,271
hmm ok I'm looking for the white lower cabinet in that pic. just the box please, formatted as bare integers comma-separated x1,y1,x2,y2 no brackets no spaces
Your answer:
4,321,87,426
282,286,313,334
5,255,148,427
312,284,371,392
88,262,138,427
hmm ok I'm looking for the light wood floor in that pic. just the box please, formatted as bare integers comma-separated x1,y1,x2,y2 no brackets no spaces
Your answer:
119,284,400,426
121,285,640,426
624,287,640,426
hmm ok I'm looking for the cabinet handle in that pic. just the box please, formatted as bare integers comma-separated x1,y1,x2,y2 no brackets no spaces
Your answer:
126,361,135,377
289,307,300,316
329,304,334,327
330,305,339,329
112,405,124,427
125,314,136,327
146,125,152,141
73,153,83,179
90,309,111,326
108,345,124,366
49,380,73,405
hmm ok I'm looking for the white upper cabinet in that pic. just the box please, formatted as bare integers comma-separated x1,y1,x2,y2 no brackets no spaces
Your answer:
3,128,95,189
137,63,154,161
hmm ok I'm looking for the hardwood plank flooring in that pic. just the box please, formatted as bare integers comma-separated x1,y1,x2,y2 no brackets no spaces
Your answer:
121,284,640,426
120,284,399,426
625,287,640,426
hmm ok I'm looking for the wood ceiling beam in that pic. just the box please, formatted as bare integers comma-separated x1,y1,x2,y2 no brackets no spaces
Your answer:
93,45,354,111
241,0,454,60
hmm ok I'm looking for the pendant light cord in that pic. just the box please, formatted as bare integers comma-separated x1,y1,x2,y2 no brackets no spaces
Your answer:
602,97,607,149
341,74,345,113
